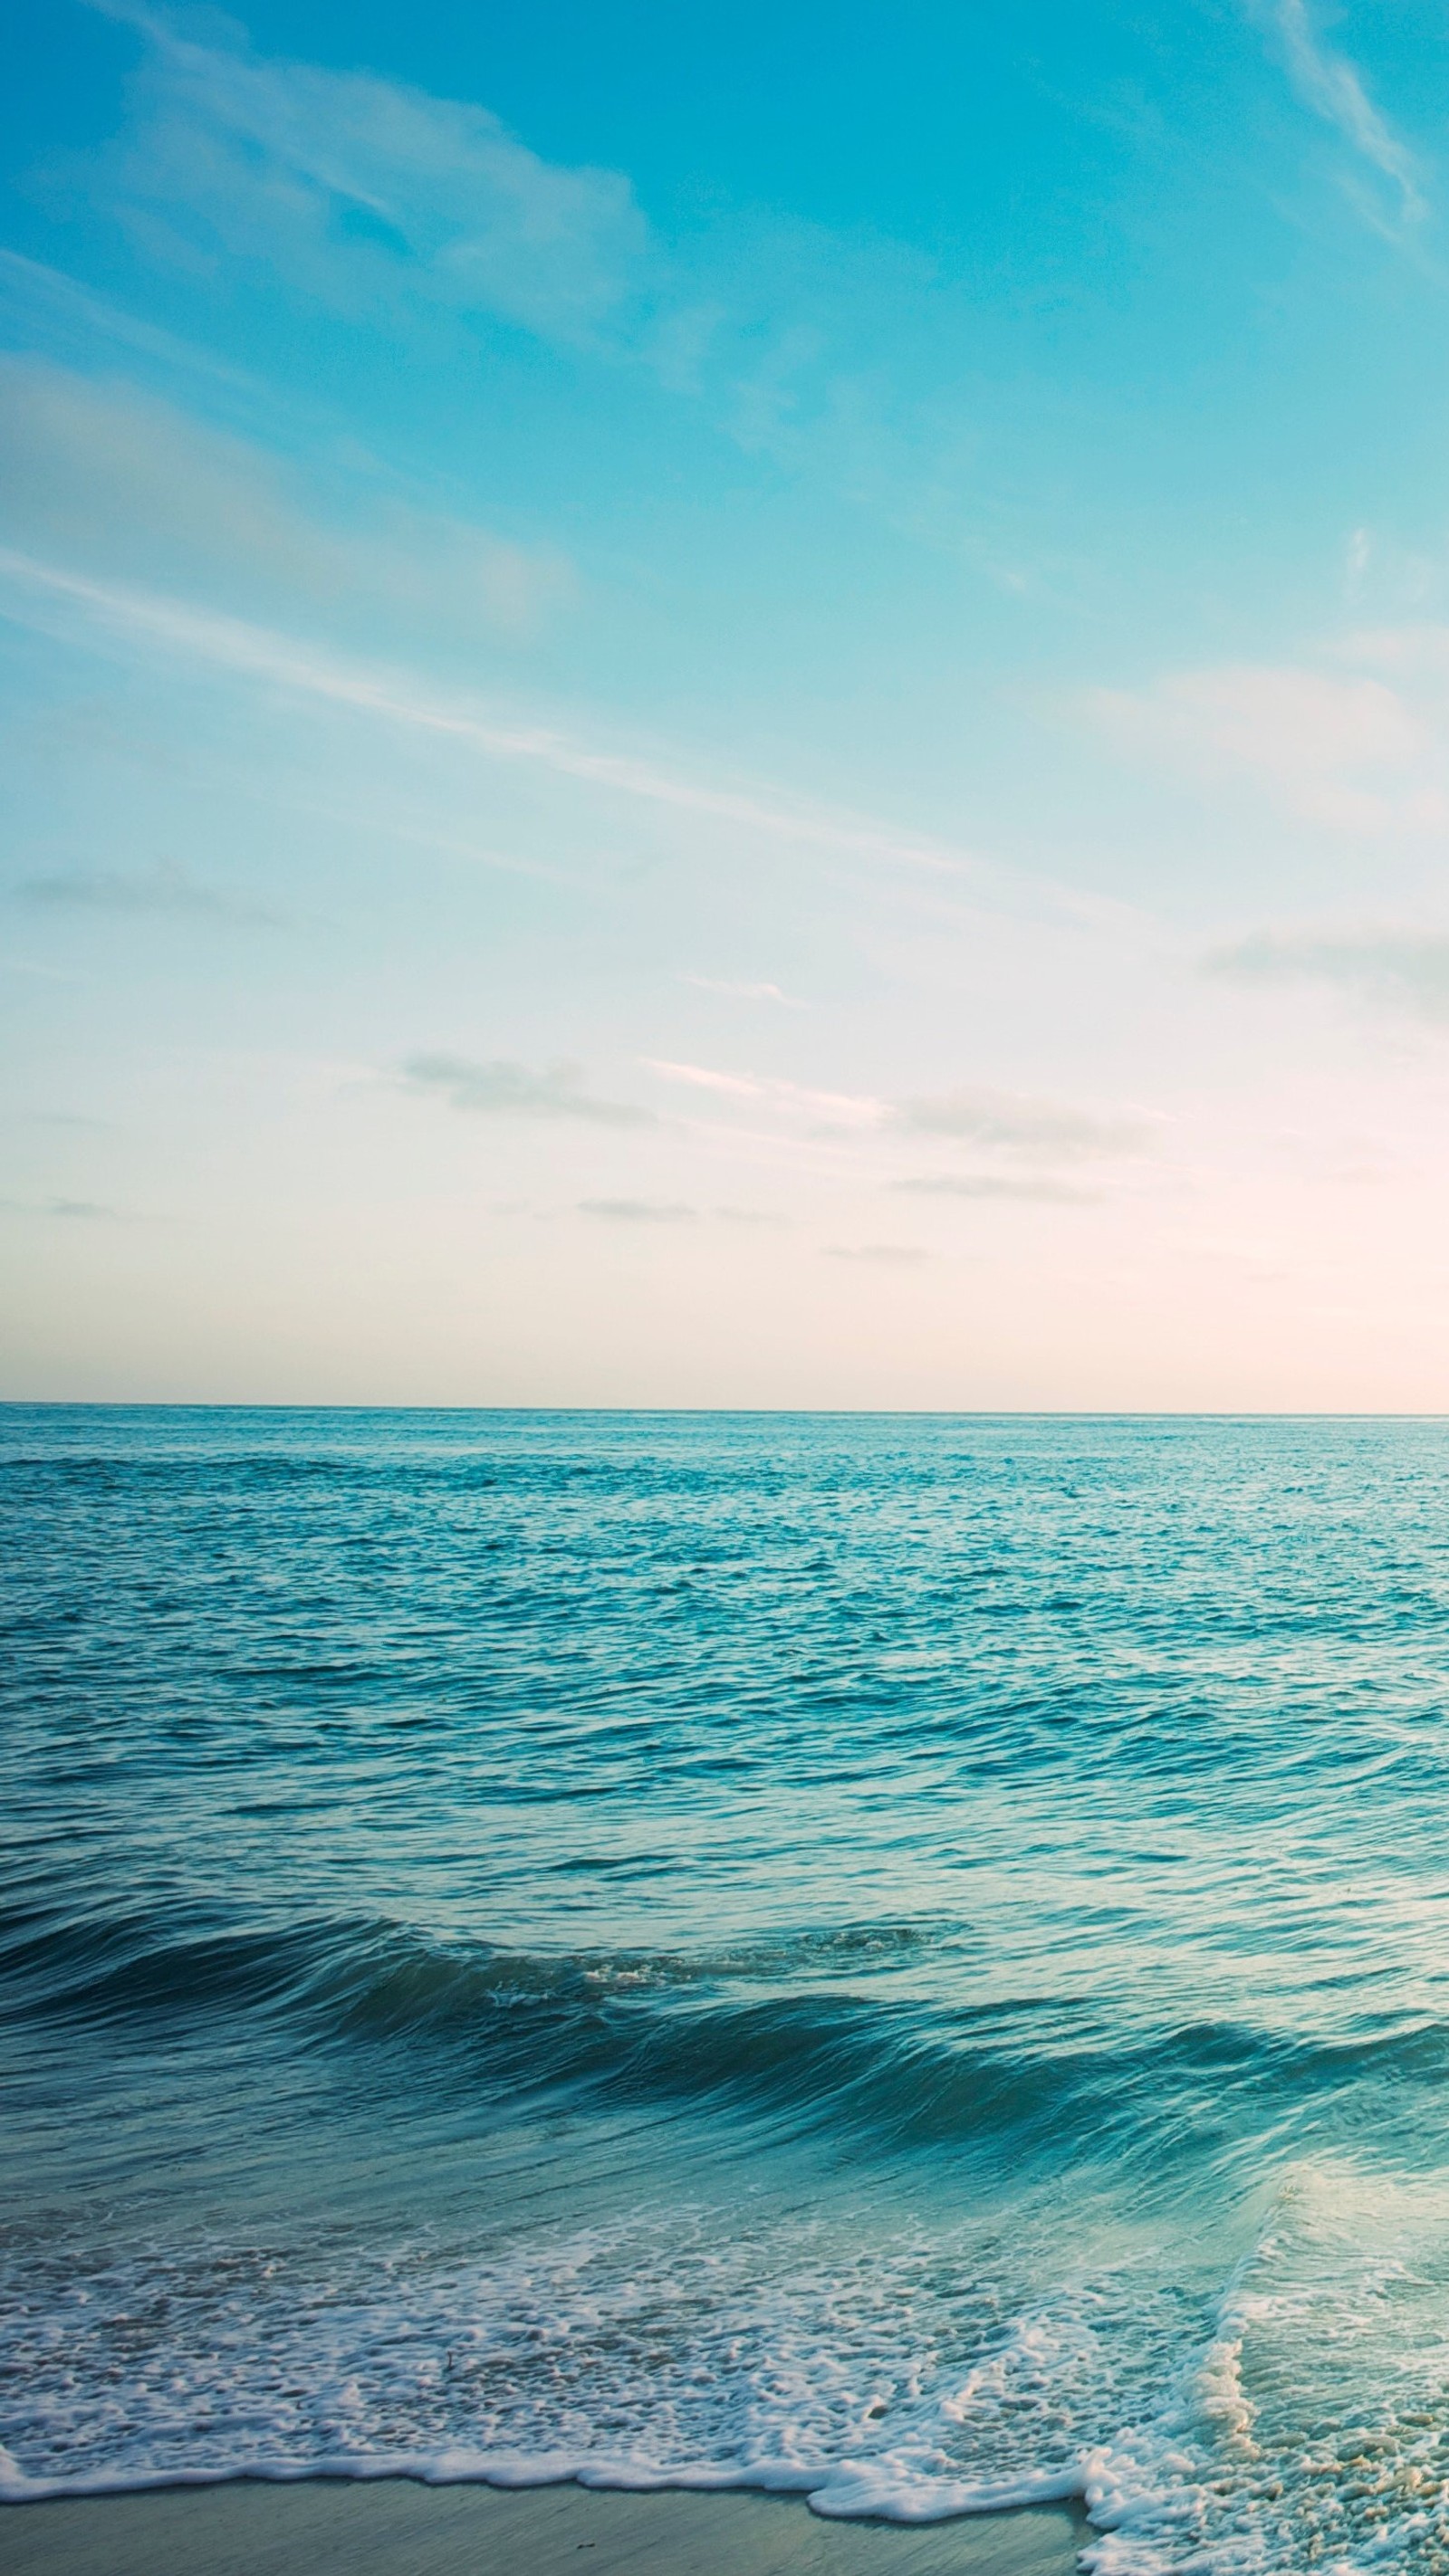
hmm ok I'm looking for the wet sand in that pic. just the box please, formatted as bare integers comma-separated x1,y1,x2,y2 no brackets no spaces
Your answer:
3,2479,1086,2576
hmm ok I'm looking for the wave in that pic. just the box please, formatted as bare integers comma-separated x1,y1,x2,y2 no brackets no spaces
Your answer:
4,1896,1444,2170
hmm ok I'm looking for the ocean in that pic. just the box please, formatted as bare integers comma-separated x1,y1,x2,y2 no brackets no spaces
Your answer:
5,1406,1449,2572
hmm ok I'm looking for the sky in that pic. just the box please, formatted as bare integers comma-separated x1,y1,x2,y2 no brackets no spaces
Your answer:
6,1,1449,1406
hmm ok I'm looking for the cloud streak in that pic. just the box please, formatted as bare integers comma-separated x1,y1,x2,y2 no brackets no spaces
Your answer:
0,1196,117,1220
642,1057,885,1127
642,1056,1148,1167
893,1172,1099,1203
72,7,1027,569
683,974,807,1008
1262,0,1425,228
16,859,285,925
896,1083,1148,1158
1206,924,1449,1023
1084,659,1432,828
404,1053,653,1125
0,359,572,642
0,246,263,396
0,550,973,874
86,2,650,345
580,1199,695,1222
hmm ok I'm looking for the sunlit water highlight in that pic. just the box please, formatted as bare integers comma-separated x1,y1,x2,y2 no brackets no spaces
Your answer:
6,1408,1449,2571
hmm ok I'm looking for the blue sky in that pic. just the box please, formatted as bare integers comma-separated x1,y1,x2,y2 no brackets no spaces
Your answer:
6,1,1449,1403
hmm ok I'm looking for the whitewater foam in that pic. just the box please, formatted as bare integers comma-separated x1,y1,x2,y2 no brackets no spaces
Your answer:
7,2175,1449,2571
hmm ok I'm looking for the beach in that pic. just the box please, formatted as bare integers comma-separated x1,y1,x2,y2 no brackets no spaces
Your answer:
4,2484,1084,2576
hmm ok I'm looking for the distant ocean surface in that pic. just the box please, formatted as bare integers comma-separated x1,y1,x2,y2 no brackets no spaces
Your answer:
8,1409,1449,2571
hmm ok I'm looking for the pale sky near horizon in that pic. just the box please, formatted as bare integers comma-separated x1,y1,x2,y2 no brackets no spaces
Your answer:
7,1,1449,1405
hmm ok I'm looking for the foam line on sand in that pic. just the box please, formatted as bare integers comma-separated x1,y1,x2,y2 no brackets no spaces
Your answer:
2,2475,1086,2576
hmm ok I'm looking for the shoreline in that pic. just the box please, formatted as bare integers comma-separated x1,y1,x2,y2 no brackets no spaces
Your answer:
3,2476,1088,2576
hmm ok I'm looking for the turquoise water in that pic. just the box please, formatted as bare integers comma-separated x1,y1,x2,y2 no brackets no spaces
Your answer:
6,1408,1449,2571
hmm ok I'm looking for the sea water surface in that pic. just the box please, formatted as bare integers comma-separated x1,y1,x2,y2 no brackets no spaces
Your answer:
5,1408,1449,2572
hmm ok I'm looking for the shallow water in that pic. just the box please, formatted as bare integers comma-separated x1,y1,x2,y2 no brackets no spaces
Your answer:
5,1407,1449,2570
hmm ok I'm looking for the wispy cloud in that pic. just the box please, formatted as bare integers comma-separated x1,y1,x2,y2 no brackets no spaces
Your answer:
403,1054,653,1125
0,551,973,874
1083,657,1439,829
683,974,807,1008
1342,622,1449,680
0,246,261,395
15,859,285,926
1205,924,1449,1022
642,1057,884,1126
1258,1,1425,230
72,10,1007,565
580,1198,696,1222
640,1054,1148,1170
893,1172,1099,1203
0,1195,117,1220
896,1083,1147,1158
0,359,572,641
84,2,649,346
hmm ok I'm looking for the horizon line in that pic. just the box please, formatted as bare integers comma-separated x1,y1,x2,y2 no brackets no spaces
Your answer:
3,1400,1448,1422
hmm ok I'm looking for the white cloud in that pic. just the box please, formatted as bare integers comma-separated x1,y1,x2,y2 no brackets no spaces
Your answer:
580,1199,696,1222
639,1057,1147,1167
1258,0,1425,229
893,1173,1099,1203
0,549,973,874
0,245,261,395
73,11,1003,566
0,358,571,639
403,1054,652,1126
896,1083,1147,1158
1345,623,1449,680
642,1058,763,1103
88,3,649,344
15,858,285,926
1085,659,1439,828
0,1196,118,1220
683,974,807,1008
1206,924,1449,1022
641,1058,886,1127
